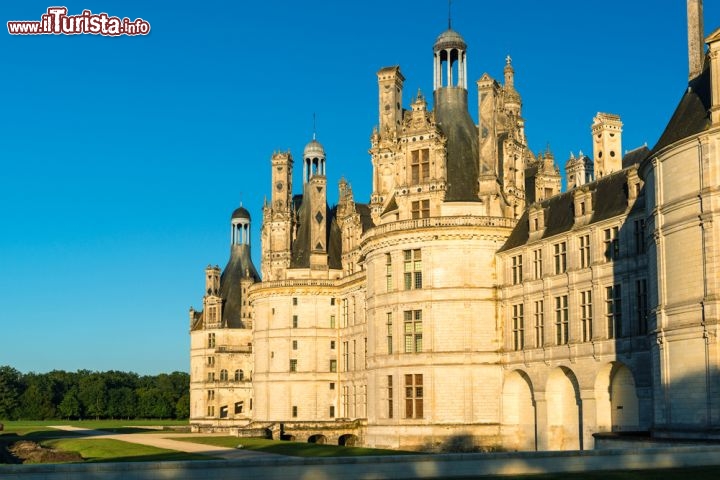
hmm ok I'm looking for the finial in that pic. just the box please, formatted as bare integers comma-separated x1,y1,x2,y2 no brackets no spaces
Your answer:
448,0,452,29
506,55,512,65
312,112,316,140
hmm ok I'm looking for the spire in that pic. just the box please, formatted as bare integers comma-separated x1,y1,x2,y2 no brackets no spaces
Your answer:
448,0,452,30
312,112,317,140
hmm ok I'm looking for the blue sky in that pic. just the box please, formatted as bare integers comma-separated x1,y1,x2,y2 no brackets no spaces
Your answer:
1,1,717,375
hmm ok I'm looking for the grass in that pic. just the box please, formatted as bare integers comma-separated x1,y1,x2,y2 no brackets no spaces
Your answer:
1,420,187,437
175,436,417,457
39,438,214,463
0,420,207,464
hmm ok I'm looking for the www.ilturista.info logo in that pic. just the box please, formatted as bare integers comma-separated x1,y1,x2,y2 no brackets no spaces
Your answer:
8,7,150,36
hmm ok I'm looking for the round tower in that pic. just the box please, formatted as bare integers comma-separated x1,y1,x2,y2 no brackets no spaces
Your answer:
433,29,467,91
303,137,326,183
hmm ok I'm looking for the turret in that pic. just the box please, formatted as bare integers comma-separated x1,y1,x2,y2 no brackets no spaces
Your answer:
592,113,623,179
303,137,328,271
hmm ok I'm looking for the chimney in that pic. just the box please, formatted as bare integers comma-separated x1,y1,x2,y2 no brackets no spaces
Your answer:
687,0,704,80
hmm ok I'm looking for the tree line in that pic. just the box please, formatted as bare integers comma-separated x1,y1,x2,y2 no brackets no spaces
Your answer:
0,366,189,420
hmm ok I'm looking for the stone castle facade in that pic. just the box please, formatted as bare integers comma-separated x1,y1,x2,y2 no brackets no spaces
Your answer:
189,2,720,451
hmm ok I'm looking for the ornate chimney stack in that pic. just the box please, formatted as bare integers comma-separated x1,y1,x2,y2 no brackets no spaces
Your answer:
687,0,704,80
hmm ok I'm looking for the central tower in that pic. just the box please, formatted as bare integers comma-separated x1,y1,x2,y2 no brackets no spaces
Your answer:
432,28,479,202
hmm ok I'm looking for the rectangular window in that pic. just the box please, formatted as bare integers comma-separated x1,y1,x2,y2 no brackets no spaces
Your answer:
207,333,216,348
604,226,620,261
637,279,648,335
352,340,357,371
580,290,593,342
208,306,217,324
512,254,523,284
385,253,393,291
330,405,335,418
512,303,524,350
387,375,394,419
292,315,298,328
404,374,423,419
404,310,423,353
554,242,567,274
330,315,336,328
411,148,430,184
330,359,337,373
207,389,215,400
207,371,215,381
386,312,393,354
330,382,335,390
579,234,591,268
289,359,297,372
411,199,430,219
330,298,336,306
342,299,349,327
207,356,215,366
606,284,622,338
403,249,422,290
343,342,349,371
292,297,298,306
330,340,336,349
534,300,544,347
292,340,298,350
234,401,244,414
219,405,228,418
634,219,646,254
555,295,569,345
292,406,298,418
207,405,214,416
533,249,543,279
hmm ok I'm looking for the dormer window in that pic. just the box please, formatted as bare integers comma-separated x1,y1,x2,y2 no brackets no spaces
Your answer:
573,187,593,222
410,148,430,184
529,206,545,235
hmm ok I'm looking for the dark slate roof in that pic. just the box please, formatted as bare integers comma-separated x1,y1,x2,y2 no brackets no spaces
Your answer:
190,309,203,331
500,169,634,252
219,244,260,328
231,206,251,220
355,203,375,233
622,146,651,169
651,60,711,155
434,88,480,202
381,195,399,216
289,194,342,269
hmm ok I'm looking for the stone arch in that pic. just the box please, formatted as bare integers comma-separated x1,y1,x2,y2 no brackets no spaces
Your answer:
338,434,358,446
307,434,327,444
545,367,582,451
501,369,536,451
595,362,640,432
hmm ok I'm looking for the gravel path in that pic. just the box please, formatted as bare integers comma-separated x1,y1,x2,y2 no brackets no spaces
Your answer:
48,426,285,461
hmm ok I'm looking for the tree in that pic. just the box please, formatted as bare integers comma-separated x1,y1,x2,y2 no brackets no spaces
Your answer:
175,391,190,419
0,366,22,420
78,373,107,419
107,387,137,419
17,373,57,420
58,386,81,419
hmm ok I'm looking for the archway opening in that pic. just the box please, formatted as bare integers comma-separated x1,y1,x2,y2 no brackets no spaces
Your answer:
308,434,327,444
338,434,358,446
546,367,581,450
502,370,536,451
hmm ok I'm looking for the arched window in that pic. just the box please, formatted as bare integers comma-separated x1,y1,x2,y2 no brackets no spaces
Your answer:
220,369,228,381
234,369,244,381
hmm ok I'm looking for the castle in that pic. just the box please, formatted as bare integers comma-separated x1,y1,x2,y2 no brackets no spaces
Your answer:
189,1,720,451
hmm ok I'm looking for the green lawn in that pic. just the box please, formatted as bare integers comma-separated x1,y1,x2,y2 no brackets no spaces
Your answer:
41,438,213,463
1,420,187,437
176,436,417,457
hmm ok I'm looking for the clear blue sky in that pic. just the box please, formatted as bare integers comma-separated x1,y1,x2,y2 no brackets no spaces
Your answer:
1,1,717,375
